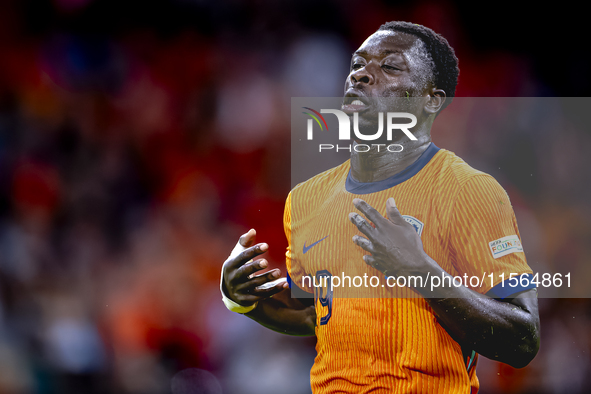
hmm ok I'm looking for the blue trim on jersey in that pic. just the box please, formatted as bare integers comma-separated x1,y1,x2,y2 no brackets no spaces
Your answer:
345,143,440,194
286,271,314,296
487,274,537,299
466,349,476,371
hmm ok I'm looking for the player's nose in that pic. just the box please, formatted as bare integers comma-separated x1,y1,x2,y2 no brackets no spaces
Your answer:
350,64,375,86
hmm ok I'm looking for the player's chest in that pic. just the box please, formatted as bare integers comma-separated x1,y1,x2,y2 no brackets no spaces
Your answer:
292,190,447,275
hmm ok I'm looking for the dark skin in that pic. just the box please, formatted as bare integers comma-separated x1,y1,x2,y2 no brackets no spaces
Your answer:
222,30,540,368
221,230,315,336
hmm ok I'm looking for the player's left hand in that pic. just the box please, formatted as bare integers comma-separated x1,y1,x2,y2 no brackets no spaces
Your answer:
349,197,428,278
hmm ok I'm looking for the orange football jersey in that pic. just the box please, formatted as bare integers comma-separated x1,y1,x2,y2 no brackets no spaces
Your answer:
285,143,534,393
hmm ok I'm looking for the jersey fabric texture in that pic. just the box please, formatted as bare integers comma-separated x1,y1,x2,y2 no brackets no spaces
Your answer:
284,143,534,394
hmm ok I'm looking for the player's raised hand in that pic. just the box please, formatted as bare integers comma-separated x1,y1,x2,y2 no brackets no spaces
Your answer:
222,229,288,307
349,198,427,278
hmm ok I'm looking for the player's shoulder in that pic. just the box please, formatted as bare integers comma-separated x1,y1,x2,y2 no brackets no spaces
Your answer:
433,148,511,213
437,148,500,189
290,159,350,198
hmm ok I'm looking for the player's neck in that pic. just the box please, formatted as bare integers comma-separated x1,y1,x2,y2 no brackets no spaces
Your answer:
349,134,432,183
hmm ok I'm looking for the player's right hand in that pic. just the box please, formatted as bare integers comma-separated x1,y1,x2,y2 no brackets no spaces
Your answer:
222,229,288,307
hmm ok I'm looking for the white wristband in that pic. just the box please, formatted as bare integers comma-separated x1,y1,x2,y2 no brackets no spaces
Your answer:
221,293,258,314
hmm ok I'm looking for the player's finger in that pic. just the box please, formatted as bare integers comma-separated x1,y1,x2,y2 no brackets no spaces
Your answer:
363,254,377,267
253,277,289,296
233,258,268,282
353,199,385,226
230,229,258,261
236,268,281,290
386,198,405,225
232,293,264,306
367,258,392,278
349,212,376,239
226,243,268,270
352,235,374,253
237,279,288,301
230,230,257,260
239,228,257,247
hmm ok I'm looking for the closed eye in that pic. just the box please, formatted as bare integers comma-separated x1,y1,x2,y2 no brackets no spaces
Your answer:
382,64,400,71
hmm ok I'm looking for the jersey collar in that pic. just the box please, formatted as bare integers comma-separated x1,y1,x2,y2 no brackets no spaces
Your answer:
345,142,440,194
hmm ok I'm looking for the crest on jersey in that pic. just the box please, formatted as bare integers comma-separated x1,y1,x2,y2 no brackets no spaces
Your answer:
402,215,424,237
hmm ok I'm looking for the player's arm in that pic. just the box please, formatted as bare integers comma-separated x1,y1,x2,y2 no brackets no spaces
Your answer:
421,273,539,369
221,229,316,336
350,198,540,369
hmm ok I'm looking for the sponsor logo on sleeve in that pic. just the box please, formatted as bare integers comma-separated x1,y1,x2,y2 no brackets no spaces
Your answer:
489,235,523,259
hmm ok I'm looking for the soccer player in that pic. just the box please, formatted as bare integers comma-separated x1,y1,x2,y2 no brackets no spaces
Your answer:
220,21,540,393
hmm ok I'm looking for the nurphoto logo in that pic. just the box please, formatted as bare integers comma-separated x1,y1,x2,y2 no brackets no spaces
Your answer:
302,108,417,153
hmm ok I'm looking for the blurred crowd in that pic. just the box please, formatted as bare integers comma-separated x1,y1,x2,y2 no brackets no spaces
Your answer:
0,0,589,393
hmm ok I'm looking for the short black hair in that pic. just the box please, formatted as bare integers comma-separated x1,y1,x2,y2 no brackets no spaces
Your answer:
378,21,459,111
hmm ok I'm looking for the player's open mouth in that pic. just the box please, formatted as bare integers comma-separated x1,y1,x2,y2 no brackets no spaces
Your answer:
342,96,370,114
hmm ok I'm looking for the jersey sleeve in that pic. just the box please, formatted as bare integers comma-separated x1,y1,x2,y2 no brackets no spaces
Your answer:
448,175,534,297
284,191,313,295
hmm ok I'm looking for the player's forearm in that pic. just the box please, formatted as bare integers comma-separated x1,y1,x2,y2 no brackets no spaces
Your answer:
416,256,540,368
245,287,316,336
426,291,539,368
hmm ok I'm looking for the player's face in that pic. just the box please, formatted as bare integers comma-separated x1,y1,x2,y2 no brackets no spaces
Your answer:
342,30,434,132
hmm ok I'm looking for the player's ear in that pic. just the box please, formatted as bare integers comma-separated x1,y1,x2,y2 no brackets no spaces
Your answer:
424,88,446,115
